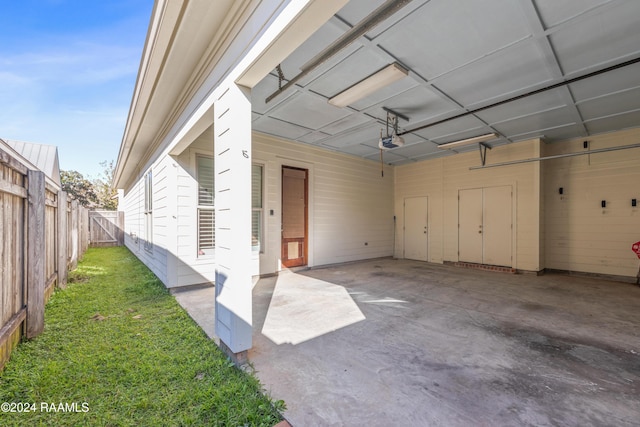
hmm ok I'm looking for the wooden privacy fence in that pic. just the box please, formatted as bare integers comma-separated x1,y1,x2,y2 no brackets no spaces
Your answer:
89,210,124,247
0,147,88,371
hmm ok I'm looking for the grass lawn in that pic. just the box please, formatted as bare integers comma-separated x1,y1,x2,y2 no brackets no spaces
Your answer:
0,246,284,426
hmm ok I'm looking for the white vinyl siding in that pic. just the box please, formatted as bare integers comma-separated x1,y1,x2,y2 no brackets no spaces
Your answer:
197,155,215,256
121,162,168,286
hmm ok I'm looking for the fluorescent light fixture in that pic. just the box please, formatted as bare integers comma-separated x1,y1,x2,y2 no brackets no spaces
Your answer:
437,133,498,149
328,63,409,108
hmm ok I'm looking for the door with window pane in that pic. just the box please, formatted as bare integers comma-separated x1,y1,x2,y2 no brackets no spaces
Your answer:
281,166,307,268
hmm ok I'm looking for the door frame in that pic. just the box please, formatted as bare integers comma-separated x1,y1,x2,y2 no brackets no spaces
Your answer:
281,165,308,268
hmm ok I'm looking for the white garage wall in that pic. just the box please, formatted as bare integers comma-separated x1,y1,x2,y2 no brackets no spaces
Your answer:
394,138,544,272
543,128,640,278
253,132,395,275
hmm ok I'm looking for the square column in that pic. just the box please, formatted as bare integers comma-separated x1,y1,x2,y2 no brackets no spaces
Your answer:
214,83,253,360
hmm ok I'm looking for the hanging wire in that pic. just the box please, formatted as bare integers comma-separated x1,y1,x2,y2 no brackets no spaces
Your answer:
380,129,384,178
276,64,286,89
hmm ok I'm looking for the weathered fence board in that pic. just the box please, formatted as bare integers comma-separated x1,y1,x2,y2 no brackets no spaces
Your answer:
26,170,45,338
57,191,68,288
0,146,89,370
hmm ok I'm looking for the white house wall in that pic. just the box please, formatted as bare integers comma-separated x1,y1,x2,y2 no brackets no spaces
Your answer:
121,170,168,285
173,142,217,287
253,133,395,275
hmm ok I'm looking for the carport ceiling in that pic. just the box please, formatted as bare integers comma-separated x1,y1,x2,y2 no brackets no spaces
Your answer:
251,0,640,165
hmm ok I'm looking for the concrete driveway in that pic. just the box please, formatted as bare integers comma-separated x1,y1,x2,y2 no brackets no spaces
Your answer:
175,259,640,426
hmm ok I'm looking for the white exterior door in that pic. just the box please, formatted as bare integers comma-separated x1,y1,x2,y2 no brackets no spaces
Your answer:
458,186,512,267
483,186,512,267
404,197,428,261
459,189,483,264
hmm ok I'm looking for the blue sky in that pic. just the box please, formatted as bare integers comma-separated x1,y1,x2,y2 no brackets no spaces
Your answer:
0,0,153,179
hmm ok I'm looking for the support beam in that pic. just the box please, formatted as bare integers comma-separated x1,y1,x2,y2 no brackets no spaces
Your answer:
479,143,492,166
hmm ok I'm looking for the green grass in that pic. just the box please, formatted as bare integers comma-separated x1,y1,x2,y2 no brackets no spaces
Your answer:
0,247,284,426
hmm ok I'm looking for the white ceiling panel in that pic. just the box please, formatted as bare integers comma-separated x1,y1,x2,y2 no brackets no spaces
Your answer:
377,0,532,80
577,87,640,121
334,0,387,27
321,125,380,148
349,78,419,111
585,110,640,135
253,116,311,140
298,131,331,144
409,115,488,142
533,0,612,29
251,0,640,165
569,63,640,102
433,40,554,107
475,89,567,125
362,85,458,125
269,92,351,129
319,113,374,135
511,123,583,142
338,143,382,158
306,47,390,98
279,20,348,75
549,1,640,75
492,106,576,137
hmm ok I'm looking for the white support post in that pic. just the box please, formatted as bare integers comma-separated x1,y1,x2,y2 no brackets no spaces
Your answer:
214,83,253,362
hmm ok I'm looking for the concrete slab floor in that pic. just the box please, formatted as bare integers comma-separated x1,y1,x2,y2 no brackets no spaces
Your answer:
172,260,640,426
249,259,640,427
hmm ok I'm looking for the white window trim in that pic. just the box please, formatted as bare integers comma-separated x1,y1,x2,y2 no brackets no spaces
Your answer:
252,162,265,254
194,151,215,259
144,168,153,252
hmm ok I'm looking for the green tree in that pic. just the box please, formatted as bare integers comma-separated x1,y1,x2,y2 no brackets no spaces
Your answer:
94,160,118,210
61,170,98,208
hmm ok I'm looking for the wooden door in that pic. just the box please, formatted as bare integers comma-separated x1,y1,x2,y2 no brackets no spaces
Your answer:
281,167,308,267
404,197,428,261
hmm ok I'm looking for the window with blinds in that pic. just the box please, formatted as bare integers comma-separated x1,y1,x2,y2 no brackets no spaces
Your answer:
252,164,263,253
197,155,214,256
